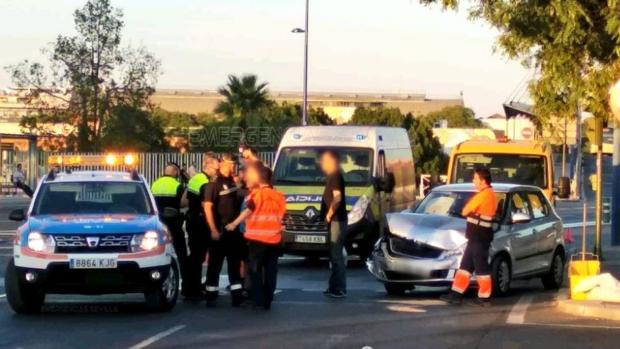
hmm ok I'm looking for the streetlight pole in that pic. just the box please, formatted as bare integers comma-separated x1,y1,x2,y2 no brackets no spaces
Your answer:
293,0,309,126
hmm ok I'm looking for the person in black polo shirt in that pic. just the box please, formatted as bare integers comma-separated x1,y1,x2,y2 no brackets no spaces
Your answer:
320,150,348,298
204,153,243,307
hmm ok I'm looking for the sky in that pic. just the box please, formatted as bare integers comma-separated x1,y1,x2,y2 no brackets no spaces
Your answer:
0,0,528,117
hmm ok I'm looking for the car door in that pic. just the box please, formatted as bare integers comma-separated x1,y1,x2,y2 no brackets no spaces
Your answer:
526,190,558,271
506,191,539,276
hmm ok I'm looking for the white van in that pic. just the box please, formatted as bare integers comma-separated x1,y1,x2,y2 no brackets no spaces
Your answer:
272,126,415,259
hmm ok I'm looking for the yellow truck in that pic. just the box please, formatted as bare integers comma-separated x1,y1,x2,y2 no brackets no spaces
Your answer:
446,139,570,201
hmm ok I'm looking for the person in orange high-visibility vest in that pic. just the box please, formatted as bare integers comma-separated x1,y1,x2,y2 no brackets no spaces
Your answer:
441,166,497,307
226,163,285,310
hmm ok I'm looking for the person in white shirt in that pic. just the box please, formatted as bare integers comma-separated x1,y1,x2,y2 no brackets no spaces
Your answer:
12,163,33,197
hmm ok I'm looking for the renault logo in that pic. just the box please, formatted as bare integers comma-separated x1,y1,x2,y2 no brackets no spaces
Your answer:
86,236,100,248
304,207,319,220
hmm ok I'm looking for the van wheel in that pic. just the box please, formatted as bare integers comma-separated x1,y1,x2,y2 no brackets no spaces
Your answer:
541,251,565,290
5,259,45,314
384,282,414,296
145,260,179,312
491,255,511,297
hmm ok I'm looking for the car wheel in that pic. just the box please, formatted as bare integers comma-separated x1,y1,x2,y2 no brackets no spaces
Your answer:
145,259,179,312
491,255,511,297
541,251,565,290
5,259,45,314
384,282,414,296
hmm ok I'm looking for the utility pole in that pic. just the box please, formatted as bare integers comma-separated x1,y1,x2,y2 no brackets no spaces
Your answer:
594,116,603,258
292,0,309,126
610,80,620,247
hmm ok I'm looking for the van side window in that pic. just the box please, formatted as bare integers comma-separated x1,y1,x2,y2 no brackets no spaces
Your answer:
527,192,548,219
378,150,386,177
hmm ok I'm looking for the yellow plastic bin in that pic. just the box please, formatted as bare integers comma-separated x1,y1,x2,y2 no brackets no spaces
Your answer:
569,253,601,301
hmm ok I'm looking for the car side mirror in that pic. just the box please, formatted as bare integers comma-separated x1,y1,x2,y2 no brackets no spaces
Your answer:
556,176,570,199
161,207,180,220
511,212,531,224
9,209,25,221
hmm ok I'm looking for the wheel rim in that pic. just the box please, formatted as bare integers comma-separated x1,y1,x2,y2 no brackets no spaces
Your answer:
553,255,564,284
162,266,178,302
497,260,510,292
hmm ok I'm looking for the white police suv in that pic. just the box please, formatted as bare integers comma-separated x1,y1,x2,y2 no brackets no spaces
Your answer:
5,162,179,313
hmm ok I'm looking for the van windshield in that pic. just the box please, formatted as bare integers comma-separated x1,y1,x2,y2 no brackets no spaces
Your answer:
453,154,547,188
273,147,373,186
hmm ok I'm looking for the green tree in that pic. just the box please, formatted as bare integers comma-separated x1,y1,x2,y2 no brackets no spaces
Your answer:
7,0,160,151
215,74,272,128
349,107,413,129
424,105,482,128
420,0,620,129
100,105,168,151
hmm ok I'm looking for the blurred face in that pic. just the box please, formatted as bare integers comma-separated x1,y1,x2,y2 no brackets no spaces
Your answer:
320,153,337,174
219,159,236,177
473,173,487,191
203,157,219,178
245,166,261,189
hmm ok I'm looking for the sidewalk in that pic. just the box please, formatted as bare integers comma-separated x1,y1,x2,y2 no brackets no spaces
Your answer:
557,244,620,321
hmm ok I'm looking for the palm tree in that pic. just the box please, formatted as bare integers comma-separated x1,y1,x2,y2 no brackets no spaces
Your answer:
215,74,271,127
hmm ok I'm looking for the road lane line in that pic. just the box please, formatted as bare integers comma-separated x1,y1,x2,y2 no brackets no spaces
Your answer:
0,294,6,299
506,295,533,325
562,221,610,228
128,325,186,349
522,322,620,330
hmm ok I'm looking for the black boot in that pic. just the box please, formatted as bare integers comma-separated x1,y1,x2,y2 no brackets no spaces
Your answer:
231,289,243,307
439,290,463,305
205,289,218,308
468,297,491,307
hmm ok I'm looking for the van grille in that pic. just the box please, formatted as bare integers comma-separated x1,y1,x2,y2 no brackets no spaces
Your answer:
388,236,443,259
54,234,134,253
283,214,327,232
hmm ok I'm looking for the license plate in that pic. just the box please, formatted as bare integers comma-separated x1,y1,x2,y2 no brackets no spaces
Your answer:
294,235,326,244
70,258,117,269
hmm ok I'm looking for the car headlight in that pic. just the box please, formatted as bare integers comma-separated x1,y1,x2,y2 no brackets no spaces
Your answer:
131,230,160,252
27,232,55,253
440,244,466,260
348,195,370,225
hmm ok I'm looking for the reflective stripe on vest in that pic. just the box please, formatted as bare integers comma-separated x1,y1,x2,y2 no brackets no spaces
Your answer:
151,176,180,197
187,172,209,195
466,214,494,228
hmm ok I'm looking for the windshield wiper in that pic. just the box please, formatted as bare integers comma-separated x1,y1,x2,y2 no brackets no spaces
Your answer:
274,179,307,184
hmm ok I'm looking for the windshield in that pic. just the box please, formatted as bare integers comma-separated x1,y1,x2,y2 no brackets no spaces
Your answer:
453,154,547,188
415,191,506,220
32,182,153,215
273,147,373,186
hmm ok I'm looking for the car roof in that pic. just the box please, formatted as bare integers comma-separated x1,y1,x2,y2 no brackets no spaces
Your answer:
431,183,543,193
43,171,144,183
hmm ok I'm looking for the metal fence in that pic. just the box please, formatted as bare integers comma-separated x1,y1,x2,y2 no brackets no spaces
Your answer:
44,152,276,184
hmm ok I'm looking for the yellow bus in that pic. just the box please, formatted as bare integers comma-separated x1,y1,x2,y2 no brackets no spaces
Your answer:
446,139,569,200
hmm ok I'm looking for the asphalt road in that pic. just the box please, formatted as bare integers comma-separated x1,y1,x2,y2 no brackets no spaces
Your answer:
1,197,620,349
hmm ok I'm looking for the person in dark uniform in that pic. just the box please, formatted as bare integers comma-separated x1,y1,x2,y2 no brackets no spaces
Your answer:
440,166,497,307
182,152,219,300
204,153,244,307
151,164,187,289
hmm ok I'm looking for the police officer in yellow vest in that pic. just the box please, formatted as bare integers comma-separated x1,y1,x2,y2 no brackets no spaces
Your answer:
151,164,187,288
182,152,219,300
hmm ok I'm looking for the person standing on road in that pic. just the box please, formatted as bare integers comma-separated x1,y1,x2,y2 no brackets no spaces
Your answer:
12,163,33,197
183,152,219,300
440,166,497,307
204,153,244,307
226,163,286,310
151,164,187,291
320,150,348,298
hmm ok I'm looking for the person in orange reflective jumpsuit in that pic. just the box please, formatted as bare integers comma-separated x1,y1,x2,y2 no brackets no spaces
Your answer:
441,166,497,306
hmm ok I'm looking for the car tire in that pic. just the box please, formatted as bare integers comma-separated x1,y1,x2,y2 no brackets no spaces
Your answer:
384,282,413,296
144,259,179,312
491,255,511,297
541,250,565,290
5,259,45,314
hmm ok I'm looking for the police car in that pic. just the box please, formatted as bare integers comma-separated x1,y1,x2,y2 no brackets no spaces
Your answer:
5,154,179,313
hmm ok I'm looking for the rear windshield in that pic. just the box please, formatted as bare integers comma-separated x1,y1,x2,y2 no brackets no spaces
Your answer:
32,182,153,215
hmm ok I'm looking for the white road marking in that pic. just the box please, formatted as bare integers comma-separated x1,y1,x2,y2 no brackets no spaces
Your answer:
0,246,13,250
0,230,15,235
0,279,4,287
563,221,610,228
0,294,6,299
128,325,186,349
521,322,620,330
506,295,533,325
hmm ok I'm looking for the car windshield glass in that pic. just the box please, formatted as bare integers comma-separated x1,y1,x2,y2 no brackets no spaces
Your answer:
273,147,373,186
32,182,152,215
453,154,547,188
415,191,506,220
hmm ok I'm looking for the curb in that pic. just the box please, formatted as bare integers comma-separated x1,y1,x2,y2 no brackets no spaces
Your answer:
556,294,620,321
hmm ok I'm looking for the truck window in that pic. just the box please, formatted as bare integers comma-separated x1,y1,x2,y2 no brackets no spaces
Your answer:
453,154,547,188
274,147,373,186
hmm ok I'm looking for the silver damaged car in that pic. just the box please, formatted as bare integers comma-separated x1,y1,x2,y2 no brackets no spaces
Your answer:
367,183,566,296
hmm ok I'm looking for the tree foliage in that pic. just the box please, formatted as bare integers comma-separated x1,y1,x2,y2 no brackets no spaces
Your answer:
6,0,161,151
100,105,168,151
420,0,620,128
215,74,272,128
424,105,482,128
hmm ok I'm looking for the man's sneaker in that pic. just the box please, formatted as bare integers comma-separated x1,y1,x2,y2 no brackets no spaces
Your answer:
468,298,491,307
439,290,463,305
324,289,347,298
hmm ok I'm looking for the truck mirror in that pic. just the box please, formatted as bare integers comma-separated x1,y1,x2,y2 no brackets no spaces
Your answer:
557,176,570,199
382,173,396,194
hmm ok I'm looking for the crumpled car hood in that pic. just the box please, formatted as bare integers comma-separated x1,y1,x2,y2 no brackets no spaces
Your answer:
386,212,468,251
